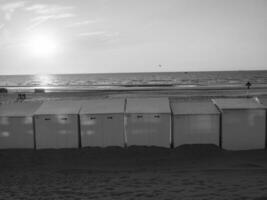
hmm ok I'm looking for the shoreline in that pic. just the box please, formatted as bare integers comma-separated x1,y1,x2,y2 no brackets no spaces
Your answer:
2,86,267,104
2,83,267,92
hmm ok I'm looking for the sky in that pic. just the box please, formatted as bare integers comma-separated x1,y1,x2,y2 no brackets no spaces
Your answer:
0,0,266,75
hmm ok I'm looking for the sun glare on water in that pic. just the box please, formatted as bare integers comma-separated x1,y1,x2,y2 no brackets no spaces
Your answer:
24,33,60,58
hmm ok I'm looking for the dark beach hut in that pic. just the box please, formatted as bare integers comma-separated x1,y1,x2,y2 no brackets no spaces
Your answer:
34,100,83,149
213,98,266,150
0,102,42,149
125,98,171,148
171,101,220,147
79,99,125,147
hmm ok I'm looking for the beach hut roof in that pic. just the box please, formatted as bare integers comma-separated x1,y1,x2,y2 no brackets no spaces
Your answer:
0,102,43,117
171,102,220,115
212,98,265,110
80,99,125,114
126,98,170,114
34,100,83,115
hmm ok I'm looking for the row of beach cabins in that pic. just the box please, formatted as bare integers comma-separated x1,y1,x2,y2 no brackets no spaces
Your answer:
0,97,267,150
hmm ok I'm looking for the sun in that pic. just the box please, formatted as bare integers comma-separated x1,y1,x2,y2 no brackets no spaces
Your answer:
24,33,59,58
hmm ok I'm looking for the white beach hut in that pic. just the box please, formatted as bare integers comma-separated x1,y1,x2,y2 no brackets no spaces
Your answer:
171,101,220,147
0,102,42,149
258,97,267,107
125,98,171,148
213,98,266,150
79,99,125,147
34,100,83,149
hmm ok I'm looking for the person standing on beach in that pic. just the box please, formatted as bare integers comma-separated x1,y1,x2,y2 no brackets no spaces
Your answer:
246,81,251,89
246,81,252,97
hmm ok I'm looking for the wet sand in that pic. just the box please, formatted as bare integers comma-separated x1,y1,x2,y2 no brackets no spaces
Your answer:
1,86,267,104
1,145,267,199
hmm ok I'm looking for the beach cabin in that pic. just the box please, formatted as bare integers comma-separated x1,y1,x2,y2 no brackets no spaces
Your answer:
171,101,220,147
0,102,42,149
79,99,125,147
213,98,266,150
258,97,267,107
125,98,171,148
34,100,83,149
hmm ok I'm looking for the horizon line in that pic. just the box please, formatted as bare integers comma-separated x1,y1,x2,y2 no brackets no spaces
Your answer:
1,69,267,76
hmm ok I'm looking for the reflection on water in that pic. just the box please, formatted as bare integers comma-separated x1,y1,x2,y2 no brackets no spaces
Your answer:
34,74,54,87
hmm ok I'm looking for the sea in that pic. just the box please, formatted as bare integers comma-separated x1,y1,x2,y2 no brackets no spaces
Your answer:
0,71,267,92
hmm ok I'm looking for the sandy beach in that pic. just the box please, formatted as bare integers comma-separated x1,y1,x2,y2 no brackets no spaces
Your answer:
1,145,267,199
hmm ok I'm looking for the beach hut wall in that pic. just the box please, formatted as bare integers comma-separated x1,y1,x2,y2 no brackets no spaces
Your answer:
0,102,43,149
34,100,83,149
258,97,267,108
125,98,171,148
171,101,220,147
79,99,125,147
213,98,266,150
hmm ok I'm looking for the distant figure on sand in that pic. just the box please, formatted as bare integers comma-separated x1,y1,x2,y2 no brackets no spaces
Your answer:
246,81,251,89
246,81,252,97
17,93,26,102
